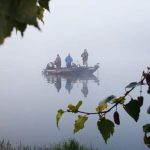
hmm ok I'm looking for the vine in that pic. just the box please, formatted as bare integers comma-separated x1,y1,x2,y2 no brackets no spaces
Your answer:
56,67,150,144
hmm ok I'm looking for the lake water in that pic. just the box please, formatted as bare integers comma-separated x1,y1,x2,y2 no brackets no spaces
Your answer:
0,47,149,150
1,0,150,149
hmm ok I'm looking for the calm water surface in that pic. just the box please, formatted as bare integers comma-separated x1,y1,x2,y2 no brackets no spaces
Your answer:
0,54,149,150
0,0,150,148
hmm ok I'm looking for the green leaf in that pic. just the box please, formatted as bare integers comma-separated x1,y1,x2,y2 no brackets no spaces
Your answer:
112,96,125,104
5,0,38,25
97,118,114,143
37,6,44,23
56,109,64,128
143,124,150,133
68,104,77,112
0,15,13,44
96,103,108,113
144,134,150,148
0,0,51,44
39,0,50,11
123,99,140,122
147,106,150,114
125,82,143,88
99,95,116,105
0,37,4,44
68,101,83,112
0,0,38,44
14,22,27,36
74,115,88,133
104,95,116,103
76,101,82,110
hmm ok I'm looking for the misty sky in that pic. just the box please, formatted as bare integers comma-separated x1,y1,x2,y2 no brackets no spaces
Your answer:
0,0,150,66
0,1,150,147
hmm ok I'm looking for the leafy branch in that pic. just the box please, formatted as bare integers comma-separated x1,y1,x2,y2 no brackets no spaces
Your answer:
0,0,50,45
56,67,150,143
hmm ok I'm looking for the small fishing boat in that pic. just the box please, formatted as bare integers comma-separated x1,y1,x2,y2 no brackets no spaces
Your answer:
43,63,99,75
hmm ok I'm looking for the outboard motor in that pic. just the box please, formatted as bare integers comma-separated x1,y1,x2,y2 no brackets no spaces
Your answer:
72,63,78,68
46,62,55,70
95,63,100,69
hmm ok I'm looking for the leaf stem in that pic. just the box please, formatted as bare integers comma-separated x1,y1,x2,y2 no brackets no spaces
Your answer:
63,68,149,116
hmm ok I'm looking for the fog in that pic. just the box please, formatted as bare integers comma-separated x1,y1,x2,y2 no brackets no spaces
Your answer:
1,0,150,66
0,0,150,148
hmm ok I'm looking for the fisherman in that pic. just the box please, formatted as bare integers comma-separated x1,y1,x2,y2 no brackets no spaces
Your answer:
65,54,73,68
55,54,61,68
81,49,88,67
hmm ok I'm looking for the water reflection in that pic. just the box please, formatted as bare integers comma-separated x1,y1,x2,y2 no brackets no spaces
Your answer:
65,78,73,94
42,72,99,97
81,80,88,97
55,76,61,92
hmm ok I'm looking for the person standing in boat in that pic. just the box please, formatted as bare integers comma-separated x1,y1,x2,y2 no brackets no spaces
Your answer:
55,54,61,68
81,49,88,67
65,54,73,68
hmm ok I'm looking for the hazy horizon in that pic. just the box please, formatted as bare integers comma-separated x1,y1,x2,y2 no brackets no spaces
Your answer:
1,0,150,65
0,1,150,148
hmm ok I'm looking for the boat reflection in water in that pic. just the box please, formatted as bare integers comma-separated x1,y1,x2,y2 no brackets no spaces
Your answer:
42,72,100,97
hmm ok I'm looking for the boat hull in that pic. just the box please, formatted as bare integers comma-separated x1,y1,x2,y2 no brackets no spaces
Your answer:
43,64,99,75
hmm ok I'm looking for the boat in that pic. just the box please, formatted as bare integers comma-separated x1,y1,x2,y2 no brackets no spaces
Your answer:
43,63,99,75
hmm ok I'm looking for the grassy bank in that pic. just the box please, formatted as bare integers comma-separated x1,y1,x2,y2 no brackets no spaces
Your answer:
0,139,97,150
